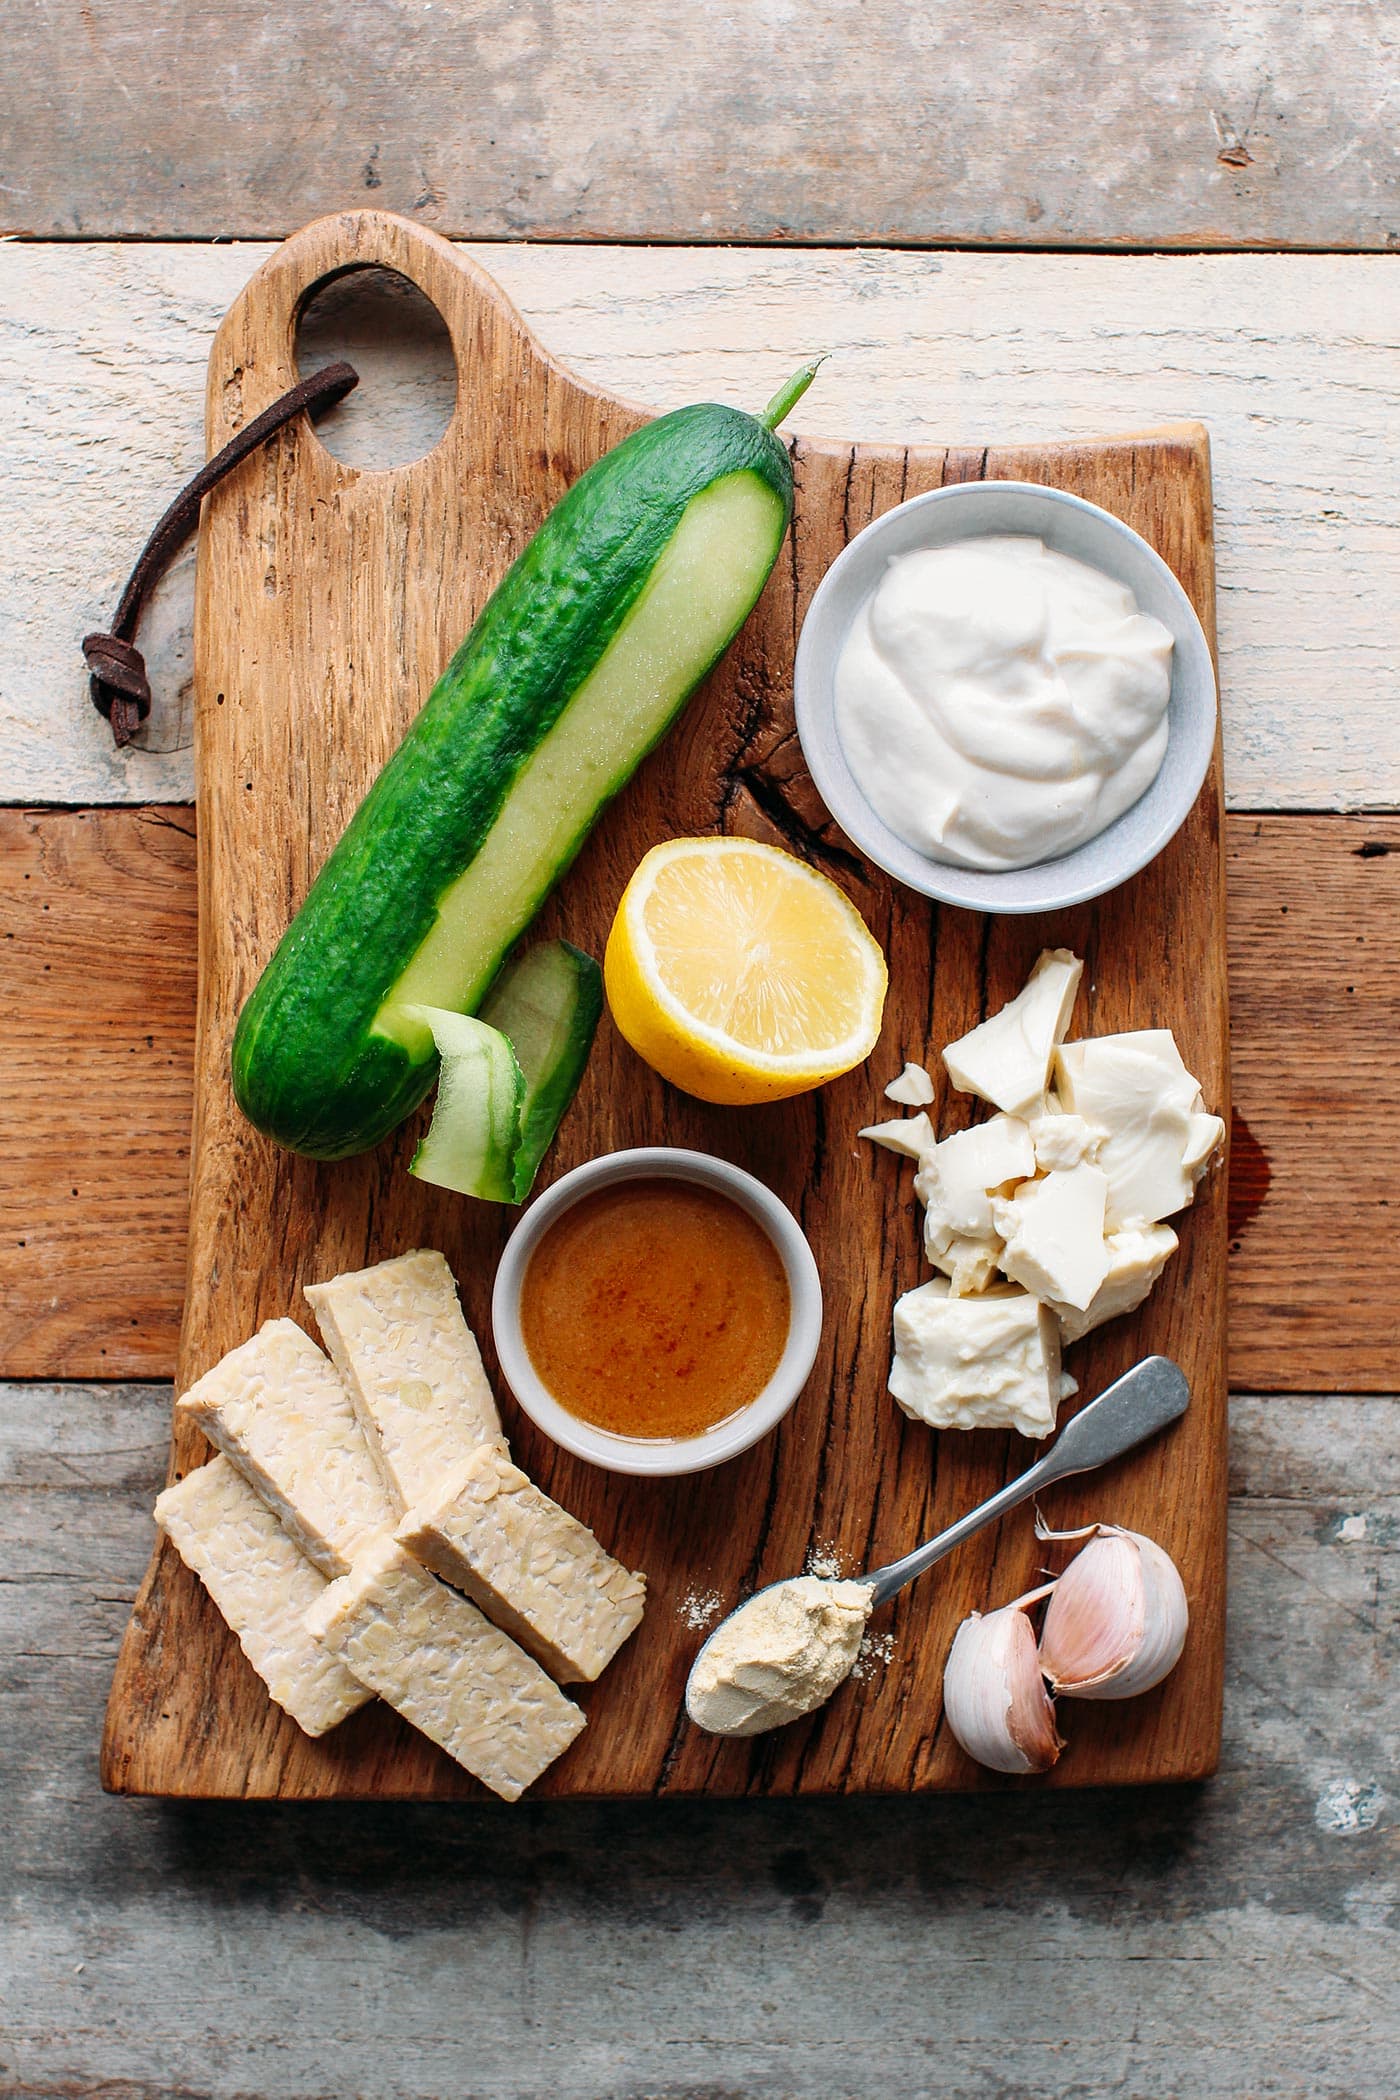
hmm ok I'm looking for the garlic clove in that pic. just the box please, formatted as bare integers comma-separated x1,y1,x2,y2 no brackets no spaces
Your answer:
1037,1525,1188,1700
943,1585,1063,1774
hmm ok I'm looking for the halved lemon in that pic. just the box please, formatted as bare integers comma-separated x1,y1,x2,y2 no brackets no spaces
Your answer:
604,836,888,1105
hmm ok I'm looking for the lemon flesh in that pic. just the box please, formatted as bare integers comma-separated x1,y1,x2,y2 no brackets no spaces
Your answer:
604,836,888,1105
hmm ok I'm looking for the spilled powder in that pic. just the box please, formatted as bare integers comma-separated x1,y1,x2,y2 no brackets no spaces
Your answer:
804,1541,846,1580
677,1585,724,1631
851,1629,896,1683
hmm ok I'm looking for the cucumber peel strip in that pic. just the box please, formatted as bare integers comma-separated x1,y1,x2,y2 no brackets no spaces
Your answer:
404,941,602,1204
403,1008,525,1204
480,939,605,1201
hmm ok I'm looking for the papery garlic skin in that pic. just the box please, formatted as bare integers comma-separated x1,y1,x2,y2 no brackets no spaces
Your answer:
943,1589,1062,1773
1037,1526,1188,1700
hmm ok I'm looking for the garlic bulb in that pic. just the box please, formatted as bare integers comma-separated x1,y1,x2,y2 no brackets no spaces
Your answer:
1036,1523,1188,1700
943,1584,1063,1773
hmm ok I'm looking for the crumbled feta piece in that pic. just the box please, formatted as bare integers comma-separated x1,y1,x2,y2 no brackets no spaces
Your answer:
307,1536,585,1801
176,1319,395,1578
868,970,1220,1416
942,949,1083,1116
1047,1222,1180,1344
992,1163,1111,1313
1028,1107,1100,1173
1054,1032,1203,1227
931,1234,1004,1297
155,1456,372,1738
889,1280,1064,1439
1183,1110,1227,1178
914,1113,1035,1251
305,1248,502,1513
397,1443,647,1683
885,1061,935,1106
859,1111,936,1161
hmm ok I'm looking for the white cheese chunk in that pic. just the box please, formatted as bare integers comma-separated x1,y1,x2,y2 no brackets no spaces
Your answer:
859,1111,936,1161
176,1318,395,1578
931,1234,1004,1297
397,1444,647,1683
307,1536,585,1801
1028,1107,1100,1173
1183,1110,1227,1178
155,1456,372,1737
1048,1222,1180,1343
992,1162,1111,1313
885,1060,936,1106
942,949,1084,1116
1054,1031,1204,1227
305,1249,502,1513
889,1280,1063,1439
914,1113,1035,1250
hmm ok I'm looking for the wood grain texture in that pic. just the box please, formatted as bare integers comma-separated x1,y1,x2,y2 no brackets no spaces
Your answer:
7,241,1400,810
1227,817,1400,1391
5,0,1400,249
98,212,1229,1800
0,806,196,1375
9,809,1394,1390
6,1381,1398,2099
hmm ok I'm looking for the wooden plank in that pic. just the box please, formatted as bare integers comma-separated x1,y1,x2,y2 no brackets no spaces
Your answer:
5,241,1400,810
4,1379,1397,2097
98,213,1229,1801
6,810,1395,1394
4,1,1399,249
1226,814,1400,1388
0,806,196,1376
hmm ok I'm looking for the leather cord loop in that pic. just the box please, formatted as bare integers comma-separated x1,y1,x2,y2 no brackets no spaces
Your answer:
83,360,359,747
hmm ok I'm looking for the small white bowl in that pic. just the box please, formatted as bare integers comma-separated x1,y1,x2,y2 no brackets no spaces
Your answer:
793,480,1218,914
491,1147,823,1478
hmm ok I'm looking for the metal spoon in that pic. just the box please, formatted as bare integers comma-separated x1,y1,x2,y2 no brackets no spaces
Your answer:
685,1354,1190,1734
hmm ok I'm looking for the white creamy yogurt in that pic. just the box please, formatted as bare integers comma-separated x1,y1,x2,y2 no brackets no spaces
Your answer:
685,1575,874,1736
834,535,1174,872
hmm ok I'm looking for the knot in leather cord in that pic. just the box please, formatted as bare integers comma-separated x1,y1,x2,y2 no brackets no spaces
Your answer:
81,631,154,746
83,360,359,748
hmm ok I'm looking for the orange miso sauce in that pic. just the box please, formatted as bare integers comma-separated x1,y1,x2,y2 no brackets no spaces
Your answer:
519,1178,791,1440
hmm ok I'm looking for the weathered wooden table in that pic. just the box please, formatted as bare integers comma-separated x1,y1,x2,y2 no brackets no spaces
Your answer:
2,7,1397,2093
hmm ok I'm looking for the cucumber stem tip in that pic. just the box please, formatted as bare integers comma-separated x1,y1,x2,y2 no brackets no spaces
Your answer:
759,354,829,432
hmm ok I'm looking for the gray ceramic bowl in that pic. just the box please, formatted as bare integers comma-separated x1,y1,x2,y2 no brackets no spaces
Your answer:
792,481,1218,914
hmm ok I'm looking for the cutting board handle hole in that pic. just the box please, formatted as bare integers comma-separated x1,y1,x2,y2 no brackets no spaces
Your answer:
295,265,457,471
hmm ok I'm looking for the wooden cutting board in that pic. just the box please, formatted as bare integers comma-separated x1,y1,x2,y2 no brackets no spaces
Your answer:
102,209,1229,1799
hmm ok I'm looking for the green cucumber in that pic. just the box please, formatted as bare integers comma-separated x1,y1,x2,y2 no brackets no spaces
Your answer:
232,364,820,1161
478,940,603,1201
